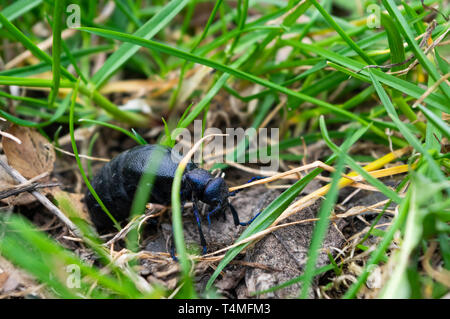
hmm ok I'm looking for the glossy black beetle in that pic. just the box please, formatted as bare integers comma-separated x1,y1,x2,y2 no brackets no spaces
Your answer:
85,144,258,254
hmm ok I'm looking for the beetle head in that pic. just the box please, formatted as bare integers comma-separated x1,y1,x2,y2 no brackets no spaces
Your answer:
203,177,229,208
184,169,229,208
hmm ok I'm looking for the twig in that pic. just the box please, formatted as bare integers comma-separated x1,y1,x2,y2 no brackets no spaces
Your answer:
0,130,22,144
53,145,110,162
388,26,450,76
0,182,60,200
103,203,167,247
0,158,81,236
412,73,450,108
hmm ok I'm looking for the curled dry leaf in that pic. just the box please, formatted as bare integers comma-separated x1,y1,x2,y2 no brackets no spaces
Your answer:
0,266,9,291
0,155,36,206
1,125,56,206
3,125,55,179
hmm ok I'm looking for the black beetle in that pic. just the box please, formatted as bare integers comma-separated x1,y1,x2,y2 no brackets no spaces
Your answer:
85,144,257,254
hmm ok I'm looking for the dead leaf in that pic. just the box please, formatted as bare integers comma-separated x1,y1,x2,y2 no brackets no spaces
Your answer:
0,267,9,291
0,126,56,206
0,155,37,206
3,125,55,180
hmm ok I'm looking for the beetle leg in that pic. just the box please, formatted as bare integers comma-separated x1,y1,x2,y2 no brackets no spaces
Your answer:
229,202,261,226
246,175,267,183
206,205,222,226
239,211,262,226
193,200,207,255
170,245,178,262
228,202,241,226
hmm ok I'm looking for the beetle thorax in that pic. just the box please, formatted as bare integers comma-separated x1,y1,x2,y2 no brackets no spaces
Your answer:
184,168,229,206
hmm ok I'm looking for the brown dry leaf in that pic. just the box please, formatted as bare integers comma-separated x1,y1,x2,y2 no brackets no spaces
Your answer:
3,124,55,180
0,126,56,206
0,267,9,291
0,155,36,206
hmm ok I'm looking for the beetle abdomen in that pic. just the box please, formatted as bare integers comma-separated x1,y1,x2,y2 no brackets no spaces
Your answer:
85,144,196,232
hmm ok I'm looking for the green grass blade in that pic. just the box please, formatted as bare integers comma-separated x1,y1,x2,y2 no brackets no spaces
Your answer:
91,0,190,87
0,45,112,78
300,129,346,298
309,0,374,64
78,26,400,146
0,214,144,298
177,45,256,130
172,160,197,298
0,0,42,25
48,0,65,109
78,119,146,145
417,104,450,139
320,118,403,203
368,70,445,181
382,0,450,100
114,0,142,28
169,0,224,109
283,39,449,113
69,79,121,231
0,13,76,82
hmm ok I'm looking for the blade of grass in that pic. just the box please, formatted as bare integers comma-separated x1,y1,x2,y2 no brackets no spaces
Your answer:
320,118,403,204
0,13,76,81
0,45,112,78
226,0,249,57
126,146,164,253
176,45,257,130
0,13,148,126
0,94,71,128
282,39,449,113
0,214,146,298
0,75,149,126
78,119,146,145
378,173,432,298
417,104,450,139
91,0,190,87
114,0,142,28
382,0,450,100
172,136,228,298
299,132,346,298
0,0,42,26
309,0,375,64
169,0,224,109
368,70,445,182
48,0,64,109
381,13,406,76
78,26,403,146
69,79,121,231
